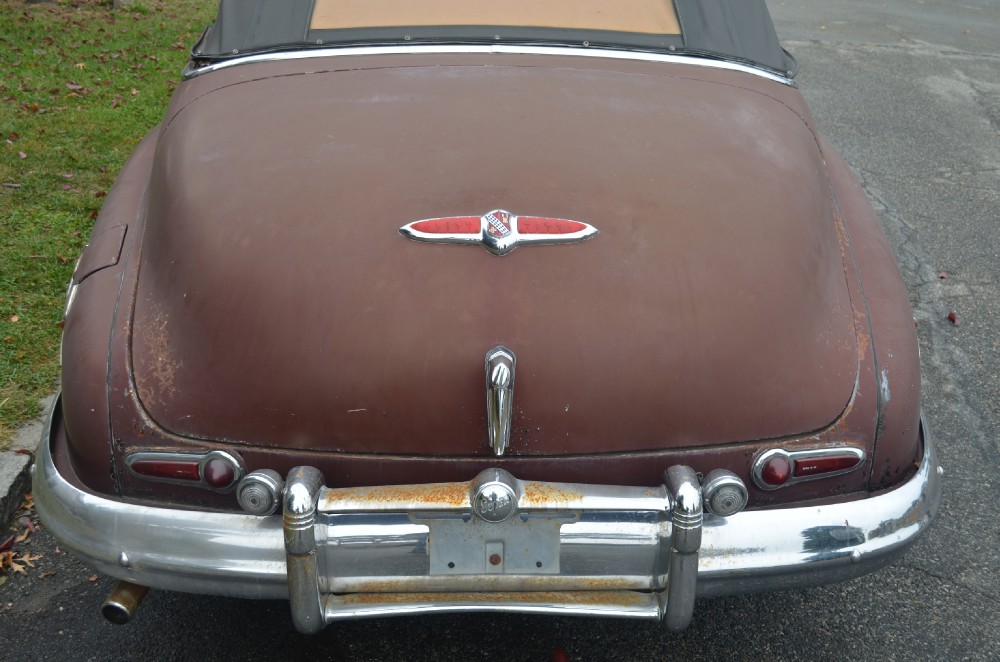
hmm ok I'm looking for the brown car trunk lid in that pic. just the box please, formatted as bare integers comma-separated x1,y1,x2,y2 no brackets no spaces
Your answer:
132,56,857,456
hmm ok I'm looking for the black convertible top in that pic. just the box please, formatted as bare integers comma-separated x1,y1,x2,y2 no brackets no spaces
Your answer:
192,0,796,76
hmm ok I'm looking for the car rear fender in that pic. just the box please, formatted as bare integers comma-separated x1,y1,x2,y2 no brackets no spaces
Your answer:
821,138,922,491
61,127,161,495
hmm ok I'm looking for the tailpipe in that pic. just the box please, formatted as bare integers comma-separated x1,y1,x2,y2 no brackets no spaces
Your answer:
101,581,149,625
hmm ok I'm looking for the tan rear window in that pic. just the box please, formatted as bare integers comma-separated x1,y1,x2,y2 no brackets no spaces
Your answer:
310,0,681,35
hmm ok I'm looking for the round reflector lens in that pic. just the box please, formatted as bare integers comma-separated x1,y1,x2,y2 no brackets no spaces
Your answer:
203,457,236,488
761,455,791,486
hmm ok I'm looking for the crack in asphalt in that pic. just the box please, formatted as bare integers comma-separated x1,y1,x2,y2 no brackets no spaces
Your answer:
900,562,1000,606
785,38,1000,63
856,172,997,458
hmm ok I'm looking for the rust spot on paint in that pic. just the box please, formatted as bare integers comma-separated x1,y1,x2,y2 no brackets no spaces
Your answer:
337,590,650,608
135,306,183,407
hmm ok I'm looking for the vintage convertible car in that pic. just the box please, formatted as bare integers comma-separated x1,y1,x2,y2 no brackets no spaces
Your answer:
35,0,940,633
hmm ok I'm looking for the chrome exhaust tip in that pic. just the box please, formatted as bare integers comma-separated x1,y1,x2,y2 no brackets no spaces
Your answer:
101,581,149,625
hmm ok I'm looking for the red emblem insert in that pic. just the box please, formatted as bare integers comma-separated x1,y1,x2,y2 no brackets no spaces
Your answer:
399,209,598,256
409,217,480,235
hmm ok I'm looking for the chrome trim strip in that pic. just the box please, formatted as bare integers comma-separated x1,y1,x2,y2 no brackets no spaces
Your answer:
183,45,795,85
34,396,939,623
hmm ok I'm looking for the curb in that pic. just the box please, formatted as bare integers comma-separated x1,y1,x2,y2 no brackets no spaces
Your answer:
0,395,54,529
0,451,33,530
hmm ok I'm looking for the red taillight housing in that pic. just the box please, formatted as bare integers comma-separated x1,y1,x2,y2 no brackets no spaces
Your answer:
126,451,243,491
753,447,865,490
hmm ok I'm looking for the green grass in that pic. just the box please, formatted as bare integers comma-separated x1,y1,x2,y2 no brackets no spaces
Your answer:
0,0,214,448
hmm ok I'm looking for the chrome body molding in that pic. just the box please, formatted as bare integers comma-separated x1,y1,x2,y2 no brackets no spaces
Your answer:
182,45,795,86
34,398,939,631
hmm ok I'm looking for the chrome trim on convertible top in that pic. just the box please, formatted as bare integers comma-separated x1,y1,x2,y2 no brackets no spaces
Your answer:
34,396,939,629
183,45,795,85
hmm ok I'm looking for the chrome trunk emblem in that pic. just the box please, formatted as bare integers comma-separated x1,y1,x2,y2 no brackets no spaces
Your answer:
400,209,598,256
485,346,516,456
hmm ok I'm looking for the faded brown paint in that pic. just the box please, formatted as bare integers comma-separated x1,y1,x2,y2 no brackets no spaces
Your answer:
55,53,922,509
131,53,858,457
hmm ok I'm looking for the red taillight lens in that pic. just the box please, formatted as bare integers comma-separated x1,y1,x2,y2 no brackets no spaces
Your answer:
793,454,863,477
130,459,201,481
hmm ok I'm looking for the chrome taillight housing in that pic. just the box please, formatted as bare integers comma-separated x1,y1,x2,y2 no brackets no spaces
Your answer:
752,447,866,490
125,450,243,491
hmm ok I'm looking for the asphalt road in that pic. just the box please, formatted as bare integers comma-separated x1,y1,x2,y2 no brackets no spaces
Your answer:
2,1,998,659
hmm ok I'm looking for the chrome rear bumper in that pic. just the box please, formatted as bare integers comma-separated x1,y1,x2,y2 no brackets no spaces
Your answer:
34,404,940,633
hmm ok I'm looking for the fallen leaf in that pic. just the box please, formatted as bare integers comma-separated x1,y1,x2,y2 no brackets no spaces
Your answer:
9,315,19,323
937,272,948,280
75,62,86,69
66,83,84,92
88,574,98,582
17,151,26,159
39,570,56,579
13,530,29,544
17,552,41,568
947,312,960,326
15,448,33,456
0,535,13,552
